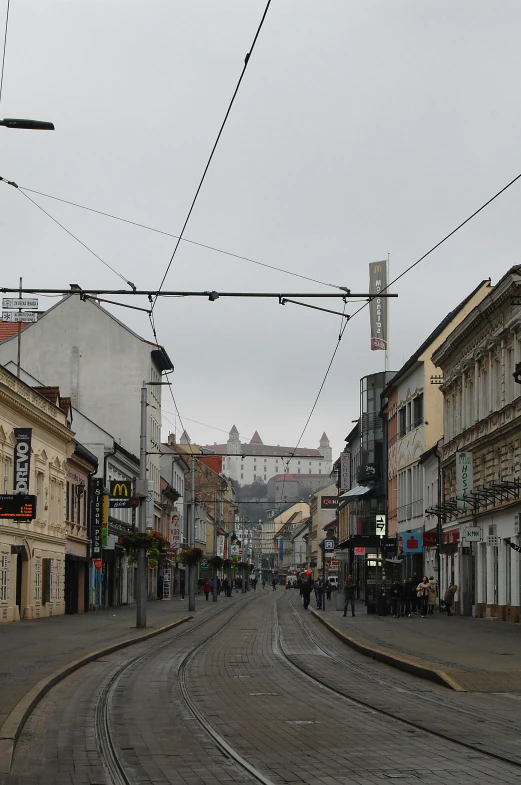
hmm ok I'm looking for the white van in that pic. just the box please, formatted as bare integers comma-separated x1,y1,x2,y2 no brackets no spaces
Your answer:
327,576,339,589
286,575,298,588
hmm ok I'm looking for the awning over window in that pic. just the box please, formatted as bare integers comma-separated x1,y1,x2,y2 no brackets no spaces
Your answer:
340,484,380,500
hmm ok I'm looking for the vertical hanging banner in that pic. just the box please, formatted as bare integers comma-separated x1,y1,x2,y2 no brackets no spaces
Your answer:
369,261,388,351
456,451,473,510
101,492,109,547
13,428,32,493
92,478,104,558
340,451,351,491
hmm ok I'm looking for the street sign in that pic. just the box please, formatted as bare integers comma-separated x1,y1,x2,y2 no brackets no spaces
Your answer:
336,552,349,560
375,514,386,537
463,527,482,542
2,298,39,309
2,311,38,323
0,494,36,519
324,539,335,551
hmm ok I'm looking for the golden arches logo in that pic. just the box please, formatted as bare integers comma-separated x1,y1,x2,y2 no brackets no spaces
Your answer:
372,264,383,273
111,482,129,497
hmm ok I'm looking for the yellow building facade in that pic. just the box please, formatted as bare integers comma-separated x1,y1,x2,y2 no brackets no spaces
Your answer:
0,366,73,622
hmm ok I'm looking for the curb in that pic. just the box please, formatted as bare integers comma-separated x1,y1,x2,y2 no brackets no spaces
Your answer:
0,615,192,775
310,611,466,692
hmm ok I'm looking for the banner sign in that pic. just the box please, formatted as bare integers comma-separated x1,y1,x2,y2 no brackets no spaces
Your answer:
369,261,388,351
101,493,109,547
109,480,132,508
340,452,351,491
92,478,104,558
463,527,481,542
397,528,424,554
321,496,338,509
456,451,473,510
442,530,460,545
13,428,32,494
423,530,438,548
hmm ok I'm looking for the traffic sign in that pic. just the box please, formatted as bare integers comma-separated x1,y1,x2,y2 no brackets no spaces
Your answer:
324,539,335,551
2,298,38,309
376,514,386,537
2,311,38,323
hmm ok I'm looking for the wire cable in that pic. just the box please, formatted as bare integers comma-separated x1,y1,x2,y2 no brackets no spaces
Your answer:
152,0,273,309
16,188,137,289
12,183,343,290
0,0,10,107
286,169,521,458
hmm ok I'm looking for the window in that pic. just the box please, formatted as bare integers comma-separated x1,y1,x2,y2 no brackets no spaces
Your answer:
264,458,267,463
49,559,54,601
37,472,44,516
241,474,243,480
55,560,61,601
35,558,41,601
319,470,321,474
398,407,407,437
298,469,301,474
0,554,8,602
309,462,311,466
309,470,312,474
413,394,424,428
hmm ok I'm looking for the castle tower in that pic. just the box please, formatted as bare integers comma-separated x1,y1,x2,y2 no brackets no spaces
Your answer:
227,424,241,455
319,432,332,465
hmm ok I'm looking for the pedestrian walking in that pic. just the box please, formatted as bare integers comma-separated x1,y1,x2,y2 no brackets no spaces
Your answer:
443,584,458,616
301,578,312,610
391,579,403,617
315,581,324,610
411,573,419,614
416,576,430,617
402,577,415,617
325,580,332,601
252,577,257,591
180,575,186,600
203,579,211,600
262,578,266,589
343,575,356,617
272,578,277,591
427,576,437,614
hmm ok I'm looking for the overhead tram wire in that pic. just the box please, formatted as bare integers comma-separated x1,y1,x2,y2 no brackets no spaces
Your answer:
6,183,345,291
284,169,521,465
152,0,273,311
0,180,137,290
0,0,10,107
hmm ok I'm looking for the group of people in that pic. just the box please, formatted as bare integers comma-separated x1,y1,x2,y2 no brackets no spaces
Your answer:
391,576,458,617
298,576,330,610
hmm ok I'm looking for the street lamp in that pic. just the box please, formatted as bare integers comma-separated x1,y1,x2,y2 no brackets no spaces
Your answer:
1,118,54,130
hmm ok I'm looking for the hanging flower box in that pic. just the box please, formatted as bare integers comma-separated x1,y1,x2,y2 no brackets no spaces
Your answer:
208,555,224,569
120,530,169,566
237,561,253,572
222,558,232,568
178,547,204,567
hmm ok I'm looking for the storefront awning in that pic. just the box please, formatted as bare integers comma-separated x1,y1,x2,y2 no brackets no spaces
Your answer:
340,484,381,500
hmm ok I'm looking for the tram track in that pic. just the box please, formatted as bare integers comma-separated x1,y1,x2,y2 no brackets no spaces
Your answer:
276,593,521,772
94,593,269,785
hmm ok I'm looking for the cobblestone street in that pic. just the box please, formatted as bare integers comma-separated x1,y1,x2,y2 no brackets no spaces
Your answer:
3,590,521,785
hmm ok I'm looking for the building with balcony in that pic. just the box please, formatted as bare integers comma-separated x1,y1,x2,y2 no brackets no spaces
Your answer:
431,266,521,621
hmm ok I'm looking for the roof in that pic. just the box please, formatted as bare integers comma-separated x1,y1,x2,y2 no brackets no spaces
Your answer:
0,297,173,371
230,424,239,435
72,439,98,468
0,321,31,342
250,430,263,444
271,473,329,482
203,443,322,457
323,519,337,530
320,432,329,442
382,278,491,397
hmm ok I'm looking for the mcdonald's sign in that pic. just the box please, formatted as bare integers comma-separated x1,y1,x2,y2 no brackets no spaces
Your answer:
109,480,132,508
369,260,388,351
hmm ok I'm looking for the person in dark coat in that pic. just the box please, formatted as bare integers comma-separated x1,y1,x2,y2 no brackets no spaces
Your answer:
180,575,186,600
343,575,356,617
391,580,403,617
301,578,312,610
402,577,415,617
325,580,332,601
411,573,419,614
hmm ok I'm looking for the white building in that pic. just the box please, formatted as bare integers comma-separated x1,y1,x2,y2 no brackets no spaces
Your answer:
0,294,173,528
203,427,332,485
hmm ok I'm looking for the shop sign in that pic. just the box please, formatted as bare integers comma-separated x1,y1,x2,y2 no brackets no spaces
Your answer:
397,528,424,554
93,559,103,570
423,530,438,548
442,530,460,545
92,478,104,558
13,428,32,493
321,496,338,509
109,480,132,508
354,547,365,556
356,463,380,483
463,527,482,542
456,452,473,510
340,451,351,491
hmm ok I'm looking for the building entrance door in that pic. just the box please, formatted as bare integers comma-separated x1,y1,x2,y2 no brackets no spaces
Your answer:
15,553,23,613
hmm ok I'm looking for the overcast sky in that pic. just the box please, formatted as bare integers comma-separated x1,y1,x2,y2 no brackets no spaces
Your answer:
1,1,521,459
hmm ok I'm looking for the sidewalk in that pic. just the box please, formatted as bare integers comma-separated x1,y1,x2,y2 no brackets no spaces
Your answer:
311,598,521,691
0,593,237,730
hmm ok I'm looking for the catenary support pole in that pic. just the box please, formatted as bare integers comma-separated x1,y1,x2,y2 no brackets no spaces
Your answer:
16,277,22,378
322,540,326,611
189,454,196,612
213,490,218,602
136,382,148,628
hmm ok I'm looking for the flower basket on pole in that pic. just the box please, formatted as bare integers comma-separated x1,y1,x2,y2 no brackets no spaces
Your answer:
237,561,253,572
120,530,169,568
178,547,204,568
208,555,224,569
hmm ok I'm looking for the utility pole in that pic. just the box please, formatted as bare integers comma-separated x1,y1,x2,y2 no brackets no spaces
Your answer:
136,382,148,628
212,489,218,602
16,277,22,378
189,454,196,612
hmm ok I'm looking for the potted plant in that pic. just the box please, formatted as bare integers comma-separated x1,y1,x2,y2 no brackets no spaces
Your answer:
120,530,169,567
178,547,204,567
208,555,224,569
